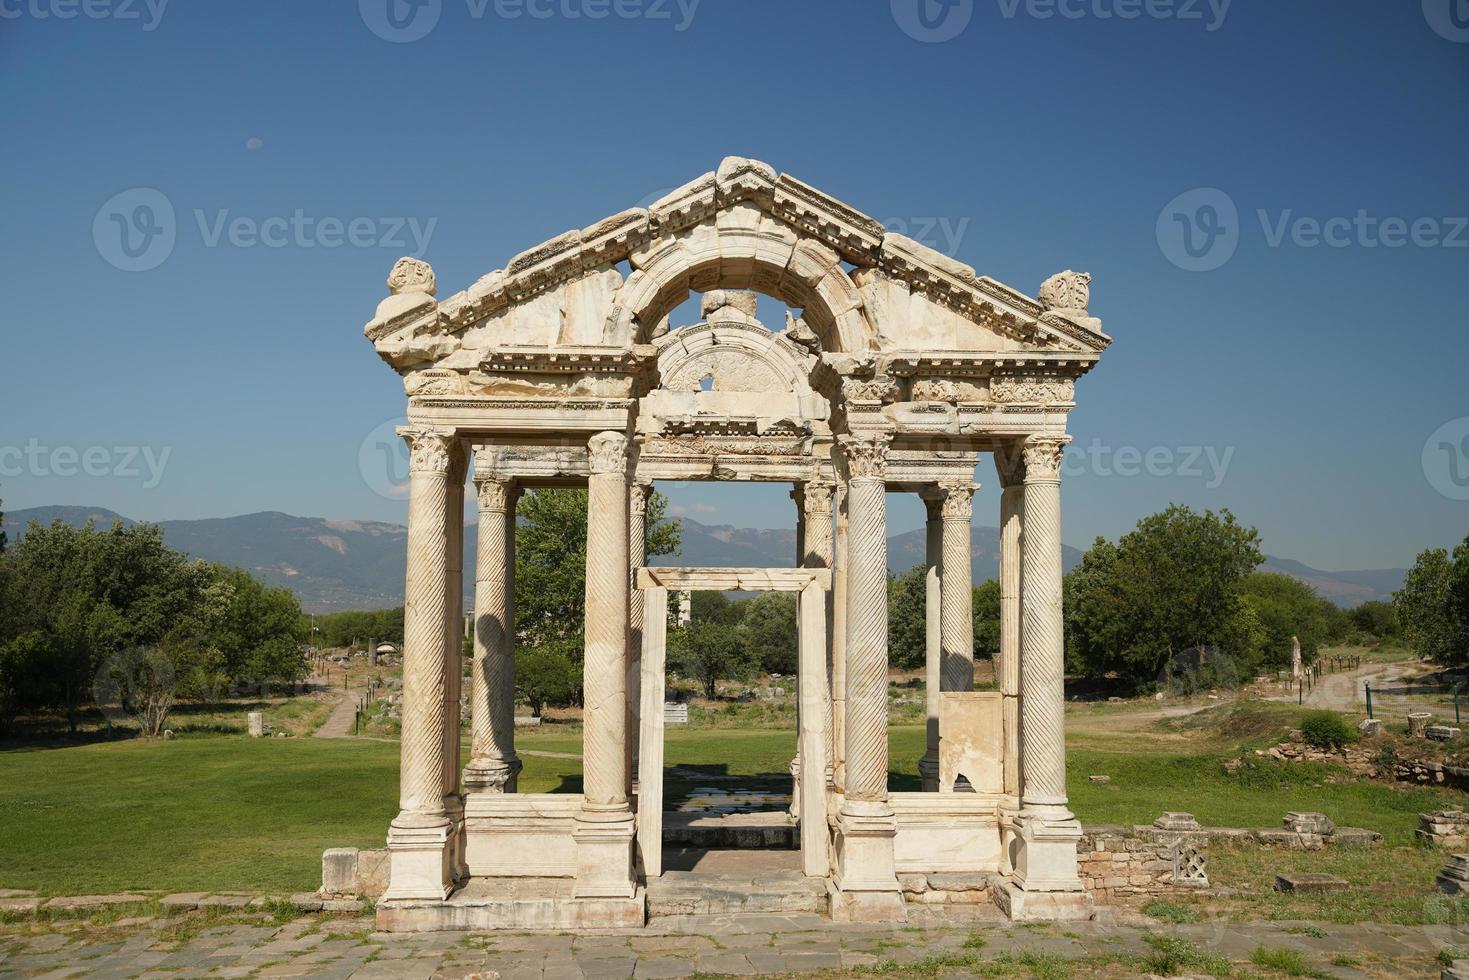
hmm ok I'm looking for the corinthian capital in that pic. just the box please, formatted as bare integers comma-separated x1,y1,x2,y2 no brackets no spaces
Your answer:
629,482,650,516
840,435,889,480
475,477,516,513
587,431,629,475
398,426,455,474
802,480,835,515
941,483,976,519
1021,436,1071,482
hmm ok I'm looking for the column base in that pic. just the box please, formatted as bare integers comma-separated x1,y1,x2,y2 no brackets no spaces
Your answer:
995,879,1094,922
463,758,522,794
1009,806,1086,896
572,809,636,899
997,799,1021,876
832,799,904,922
382,812,454,903
917,753,940,793
444,794,467,884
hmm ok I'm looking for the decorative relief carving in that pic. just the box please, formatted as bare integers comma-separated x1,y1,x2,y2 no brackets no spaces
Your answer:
643,434,806,458
911,379,960,403
387,257,436,297
405,370,470,397
990,376,1075,404
398,426,454,474
841,377,897,404
941,483,976,519
1022,437,1070,481
586,431,629,475
663,349,786,393
1038,270,1091,314
841,435,890,479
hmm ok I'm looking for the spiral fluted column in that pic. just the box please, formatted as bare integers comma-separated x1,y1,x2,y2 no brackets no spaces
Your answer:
830,483,849,792
465,466,520,792
383,426,455,902
842,439,890,805
1019,437,1071,814
940,482,976,694
573,431,636,899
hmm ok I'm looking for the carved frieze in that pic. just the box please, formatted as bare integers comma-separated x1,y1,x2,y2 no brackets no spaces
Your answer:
990,375,1076,405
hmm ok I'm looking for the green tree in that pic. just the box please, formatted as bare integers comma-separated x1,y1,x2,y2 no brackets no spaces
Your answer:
973,579,1001,658
1396,541,1467,664
516,488,681,664
671,618,756,700
1239,572,1339,670
1066,505,1264,690
887,566,927,671
738,591,797,675
515,647,580,717
205,566,307,691
1350,600,1399,639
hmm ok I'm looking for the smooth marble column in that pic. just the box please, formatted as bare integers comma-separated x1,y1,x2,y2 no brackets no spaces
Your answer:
918,490,943,792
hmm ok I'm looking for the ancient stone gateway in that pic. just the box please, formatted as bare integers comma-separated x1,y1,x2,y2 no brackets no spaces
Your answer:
358,156,1110,930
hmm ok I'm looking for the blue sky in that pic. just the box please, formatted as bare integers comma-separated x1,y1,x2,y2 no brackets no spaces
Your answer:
1,0,1466,570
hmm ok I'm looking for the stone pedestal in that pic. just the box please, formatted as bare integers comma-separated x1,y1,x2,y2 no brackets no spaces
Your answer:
831,801,904,922
572,811,638,900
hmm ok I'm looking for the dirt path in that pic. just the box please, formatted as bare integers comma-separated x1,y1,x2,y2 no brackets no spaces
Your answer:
311,675,361,739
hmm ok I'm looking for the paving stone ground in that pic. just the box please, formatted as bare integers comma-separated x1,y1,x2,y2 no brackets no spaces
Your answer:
0,906,1459,978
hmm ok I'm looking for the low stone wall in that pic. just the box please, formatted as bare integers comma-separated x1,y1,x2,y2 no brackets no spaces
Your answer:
1420,810,1469,848
1078,827,1209,900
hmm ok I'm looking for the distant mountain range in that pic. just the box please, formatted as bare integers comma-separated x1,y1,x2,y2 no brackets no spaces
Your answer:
6,506,1405,613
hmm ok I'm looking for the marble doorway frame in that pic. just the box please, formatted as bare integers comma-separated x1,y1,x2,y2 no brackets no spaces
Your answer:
635,566,832,879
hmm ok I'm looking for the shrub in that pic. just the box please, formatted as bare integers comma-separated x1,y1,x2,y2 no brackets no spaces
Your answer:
1300,710,1357,750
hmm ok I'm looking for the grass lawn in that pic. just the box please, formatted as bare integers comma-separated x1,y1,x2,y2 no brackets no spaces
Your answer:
4,696,1469,911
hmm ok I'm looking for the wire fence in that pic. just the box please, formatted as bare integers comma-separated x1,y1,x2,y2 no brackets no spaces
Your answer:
1365,679,1465,728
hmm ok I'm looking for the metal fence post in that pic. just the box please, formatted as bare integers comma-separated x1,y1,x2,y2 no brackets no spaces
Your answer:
1365,681,1373,719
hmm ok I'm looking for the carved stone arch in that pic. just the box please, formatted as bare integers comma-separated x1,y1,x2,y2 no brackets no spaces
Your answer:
605,215,875,354
656,321,817,395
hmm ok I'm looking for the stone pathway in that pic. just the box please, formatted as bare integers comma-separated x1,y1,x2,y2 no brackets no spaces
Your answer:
0,907,1458,978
